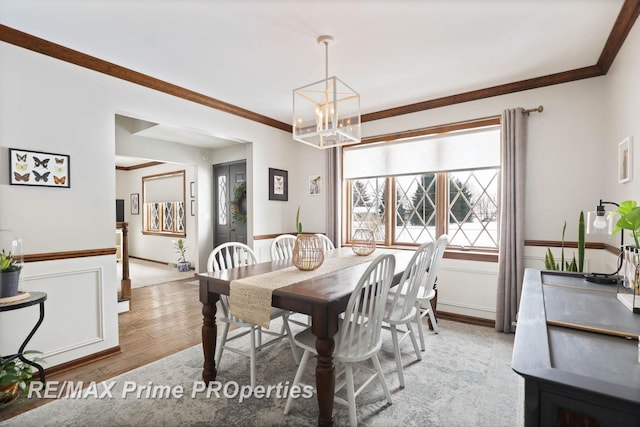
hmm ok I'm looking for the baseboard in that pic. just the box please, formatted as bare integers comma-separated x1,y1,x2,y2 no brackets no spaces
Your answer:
129,256,169,265
40,346,122,379
437,311,495,328
117,299,130,313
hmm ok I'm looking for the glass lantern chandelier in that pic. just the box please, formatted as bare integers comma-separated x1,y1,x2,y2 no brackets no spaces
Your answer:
293,35,361,149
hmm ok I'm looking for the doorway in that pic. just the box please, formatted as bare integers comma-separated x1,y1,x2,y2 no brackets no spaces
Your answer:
213,160,247,247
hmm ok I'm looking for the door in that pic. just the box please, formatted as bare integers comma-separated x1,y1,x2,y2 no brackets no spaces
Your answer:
213,161,247,247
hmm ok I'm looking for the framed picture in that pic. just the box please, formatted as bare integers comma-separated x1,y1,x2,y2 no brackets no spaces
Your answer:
131,193,140,215
190,181,195,198
269,168,288,201
619,136,633,184
309,175,322,196
9,148,70,188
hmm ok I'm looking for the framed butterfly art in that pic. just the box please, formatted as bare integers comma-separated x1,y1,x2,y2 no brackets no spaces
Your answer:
9,148,71,188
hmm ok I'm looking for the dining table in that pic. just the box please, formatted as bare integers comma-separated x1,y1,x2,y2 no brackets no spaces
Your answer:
197,246,415,426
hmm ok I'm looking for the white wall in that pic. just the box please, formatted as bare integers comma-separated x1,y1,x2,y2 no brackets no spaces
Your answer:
0,42,292,367
604,20,640,207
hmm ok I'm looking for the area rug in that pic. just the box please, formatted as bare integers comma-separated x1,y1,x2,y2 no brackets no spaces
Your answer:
1,319,524,426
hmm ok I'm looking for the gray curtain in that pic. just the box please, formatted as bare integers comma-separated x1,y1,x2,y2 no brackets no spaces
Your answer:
326,147,342,247
496,108,527,333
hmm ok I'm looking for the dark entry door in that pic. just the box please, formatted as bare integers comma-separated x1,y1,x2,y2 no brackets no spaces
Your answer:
213,161,247,247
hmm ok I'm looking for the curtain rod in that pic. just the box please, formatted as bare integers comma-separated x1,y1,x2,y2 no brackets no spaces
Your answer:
524,105,543,114
361,105,544,146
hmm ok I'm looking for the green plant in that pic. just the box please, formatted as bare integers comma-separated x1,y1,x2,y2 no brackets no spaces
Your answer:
0,351,44,398
611,200,640,248
0,250,21,273
544,211,585,272
578,210,585,272
296,207,303,234
173,239,187,263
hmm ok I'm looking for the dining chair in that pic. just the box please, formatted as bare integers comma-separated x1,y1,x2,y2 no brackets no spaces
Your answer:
284,253,396,427
414,234,448,350
315,233,335,251
270,234,312,326
207,242,299,389
382,241,435,388
270,234,297,260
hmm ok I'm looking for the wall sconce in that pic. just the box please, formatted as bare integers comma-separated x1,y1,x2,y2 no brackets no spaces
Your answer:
584,199,622,285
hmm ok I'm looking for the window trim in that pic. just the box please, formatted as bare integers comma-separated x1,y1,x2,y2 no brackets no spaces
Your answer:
343,118,501,257
141,169,186,238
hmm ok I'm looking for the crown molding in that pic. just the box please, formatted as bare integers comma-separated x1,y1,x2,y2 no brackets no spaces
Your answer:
1,0,638,129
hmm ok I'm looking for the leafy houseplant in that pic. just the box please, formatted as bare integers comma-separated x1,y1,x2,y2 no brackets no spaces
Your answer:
611,200,640,296
0,250,23,298
0,351,43,404
610,200,640,248
173,239,190,272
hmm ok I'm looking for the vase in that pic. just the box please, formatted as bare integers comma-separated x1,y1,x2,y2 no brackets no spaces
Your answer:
351,228,376,256
0,270,20,298
618,246,640,313
177,261,191,272
0,382,20,406
292,234,324,271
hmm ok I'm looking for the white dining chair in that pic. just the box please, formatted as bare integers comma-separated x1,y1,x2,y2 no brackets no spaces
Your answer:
270,234,297,260
284,253,396,427
207,242,299,389
382,241,435,388
414,234,448,349
315,233,335,251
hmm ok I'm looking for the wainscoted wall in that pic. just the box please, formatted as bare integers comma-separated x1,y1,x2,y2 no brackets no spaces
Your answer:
0,255,119,368
436,258,499,320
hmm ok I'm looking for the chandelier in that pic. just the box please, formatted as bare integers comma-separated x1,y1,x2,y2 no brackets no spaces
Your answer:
293,35,361,149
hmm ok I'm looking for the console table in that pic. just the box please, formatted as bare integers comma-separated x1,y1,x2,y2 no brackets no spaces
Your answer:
0,291,47,382
512,270,640,426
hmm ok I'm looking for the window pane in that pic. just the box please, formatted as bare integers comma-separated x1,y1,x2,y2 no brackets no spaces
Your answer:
395,174,437,244
350,178,386,242
218,175,227,225
447,169,498,248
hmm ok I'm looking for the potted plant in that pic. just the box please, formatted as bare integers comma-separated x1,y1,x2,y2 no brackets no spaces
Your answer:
173,239,191,272
611,200,640,298
0,351,43,405
292,207,324,271
611,200,640,248
0,249,22,298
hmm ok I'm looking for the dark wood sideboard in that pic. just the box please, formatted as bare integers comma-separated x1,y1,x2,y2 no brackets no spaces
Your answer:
512,269,640,426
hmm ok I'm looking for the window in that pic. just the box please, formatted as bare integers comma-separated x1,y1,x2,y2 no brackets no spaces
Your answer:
142,170,186,237
344,125,500,250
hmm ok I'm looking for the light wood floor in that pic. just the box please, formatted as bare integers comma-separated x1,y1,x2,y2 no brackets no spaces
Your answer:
0,279,204,421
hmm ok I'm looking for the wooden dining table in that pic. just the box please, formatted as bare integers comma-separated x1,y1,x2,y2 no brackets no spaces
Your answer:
197,247,415,426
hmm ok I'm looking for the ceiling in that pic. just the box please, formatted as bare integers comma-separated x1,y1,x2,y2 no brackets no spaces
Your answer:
1,1,637,143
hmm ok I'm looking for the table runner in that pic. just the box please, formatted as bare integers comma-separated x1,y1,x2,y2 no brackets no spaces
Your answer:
230,251,377,328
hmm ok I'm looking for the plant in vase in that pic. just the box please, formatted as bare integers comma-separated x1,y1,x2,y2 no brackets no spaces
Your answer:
0,250,23,298
610,200,640,295
611,200,640,248
173,239,191,272
292,207,323,271
0,351,44,405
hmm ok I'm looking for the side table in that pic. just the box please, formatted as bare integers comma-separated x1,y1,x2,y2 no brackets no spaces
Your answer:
0,291,47,382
